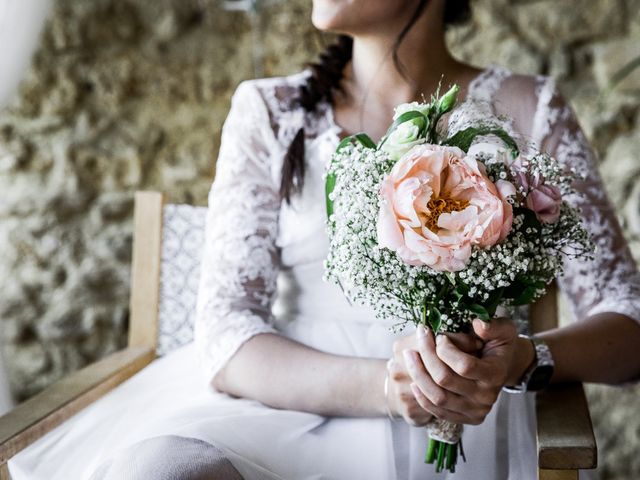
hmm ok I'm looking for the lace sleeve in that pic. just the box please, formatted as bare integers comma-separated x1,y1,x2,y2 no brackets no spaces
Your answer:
534,77,640,325
194,80,280,386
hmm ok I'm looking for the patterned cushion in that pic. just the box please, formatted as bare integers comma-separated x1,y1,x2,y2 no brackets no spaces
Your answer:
157,204,207,356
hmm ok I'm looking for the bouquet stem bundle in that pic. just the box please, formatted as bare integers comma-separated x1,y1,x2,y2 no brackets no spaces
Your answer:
425,439,462,473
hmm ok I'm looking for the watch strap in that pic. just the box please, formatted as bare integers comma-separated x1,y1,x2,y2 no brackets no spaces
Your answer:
526,337,554,391
503,335,554,393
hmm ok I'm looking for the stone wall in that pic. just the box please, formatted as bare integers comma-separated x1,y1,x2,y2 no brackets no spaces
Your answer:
0,0,323,400
0,0,638,477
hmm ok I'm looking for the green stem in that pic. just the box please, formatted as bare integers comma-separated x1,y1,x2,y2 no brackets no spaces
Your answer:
446,443,457,472
425,439,437,464
436,441,446,473
424,438,463,473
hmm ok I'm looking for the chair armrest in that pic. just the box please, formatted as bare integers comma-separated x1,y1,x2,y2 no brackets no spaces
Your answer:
536,382,597,470
0,346,155,463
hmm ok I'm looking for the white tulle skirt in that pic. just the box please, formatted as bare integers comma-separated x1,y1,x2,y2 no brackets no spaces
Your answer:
8,306,599,480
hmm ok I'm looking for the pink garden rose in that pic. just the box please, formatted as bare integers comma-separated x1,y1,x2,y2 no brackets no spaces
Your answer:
525,185,562,223
377,144,515,272
511,157,562,224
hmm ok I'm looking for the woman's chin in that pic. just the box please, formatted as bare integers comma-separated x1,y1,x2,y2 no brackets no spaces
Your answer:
311,2,353,33
311,0,415,36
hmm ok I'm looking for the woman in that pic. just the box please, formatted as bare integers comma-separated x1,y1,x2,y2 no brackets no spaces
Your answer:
189,0,640,476
196,0,640,469
10,0,640,479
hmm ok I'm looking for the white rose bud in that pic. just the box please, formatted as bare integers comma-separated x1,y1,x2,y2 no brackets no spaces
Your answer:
393,101,431,120
380,120,425,161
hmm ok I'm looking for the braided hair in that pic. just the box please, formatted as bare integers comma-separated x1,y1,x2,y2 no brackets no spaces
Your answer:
280,0,472,203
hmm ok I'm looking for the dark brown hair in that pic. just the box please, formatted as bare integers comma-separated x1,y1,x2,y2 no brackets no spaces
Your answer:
280,0,472,202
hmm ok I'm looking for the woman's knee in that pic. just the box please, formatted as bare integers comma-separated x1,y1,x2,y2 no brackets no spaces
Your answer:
89,435,244,480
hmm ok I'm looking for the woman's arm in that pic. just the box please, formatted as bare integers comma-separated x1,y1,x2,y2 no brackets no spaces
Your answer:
534,77,640,385
194,81,281,384
216,329,481,421
214,333,388,417
539,313,640,385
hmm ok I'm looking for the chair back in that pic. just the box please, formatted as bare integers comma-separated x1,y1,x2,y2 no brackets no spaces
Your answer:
128,191,206,357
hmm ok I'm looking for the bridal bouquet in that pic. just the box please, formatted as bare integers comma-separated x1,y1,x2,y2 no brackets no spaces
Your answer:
323,85,594,473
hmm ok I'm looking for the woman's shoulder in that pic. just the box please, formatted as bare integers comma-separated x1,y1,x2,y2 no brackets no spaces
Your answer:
235,70,310,115
486,64,560,113
479,64,571,144
233,70,327,145
234,70,308,114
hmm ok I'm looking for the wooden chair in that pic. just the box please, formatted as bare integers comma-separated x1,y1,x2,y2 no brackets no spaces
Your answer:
0,191,597,480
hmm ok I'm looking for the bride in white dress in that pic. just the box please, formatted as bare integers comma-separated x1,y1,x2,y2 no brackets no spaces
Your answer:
8,1,640,479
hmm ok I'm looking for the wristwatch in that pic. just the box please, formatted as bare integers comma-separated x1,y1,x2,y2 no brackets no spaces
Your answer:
503,335,555,393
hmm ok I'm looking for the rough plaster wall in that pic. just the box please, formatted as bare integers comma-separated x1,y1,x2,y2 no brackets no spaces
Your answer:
0,0,638,477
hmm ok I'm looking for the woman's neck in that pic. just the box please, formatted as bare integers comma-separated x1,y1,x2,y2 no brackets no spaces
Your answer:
331,2,483,141
346,2,460,110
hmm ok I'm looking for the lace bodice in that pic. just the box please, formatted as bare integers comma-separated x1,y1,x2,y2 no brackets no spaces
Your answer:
194,64,640,385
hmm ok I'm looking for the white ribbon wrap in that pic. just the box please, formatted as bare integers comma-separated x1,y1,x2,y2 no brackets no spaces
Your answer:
426,418,463,444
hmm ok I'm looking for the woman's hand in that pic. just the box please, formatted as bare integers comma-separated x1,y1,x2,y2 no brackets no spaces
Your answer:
388,329,483,426
404,318,529,426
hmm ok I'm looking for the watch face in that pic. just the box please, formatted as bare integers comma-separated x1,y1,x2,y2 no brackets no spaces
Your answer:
527,365,554,391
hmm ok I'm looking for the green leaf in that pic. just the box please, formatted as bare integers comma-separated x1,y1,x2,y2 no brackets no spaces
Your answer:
512,286,539,306
435,282,450,301
503,275,546,305
515,207,542,231
468,303,491,321
455,282,470,296
444,272,456,285
353,133,377,149
428,306,442,332
325,172,336,219
484,287,504,317
502,278,526,300
442,126,520,157
336,132,377,152
336,136,353,152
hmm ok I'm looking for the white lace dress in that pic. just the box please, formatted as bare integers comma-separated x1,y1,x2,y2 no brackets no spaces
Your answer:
8,64,640,480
